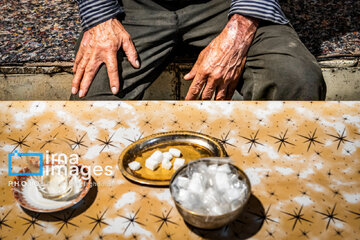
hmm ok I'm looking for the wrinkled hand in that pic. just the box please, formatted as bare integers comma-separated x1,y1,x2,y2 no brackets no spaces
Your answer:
72,18,139,98
185,14,258,100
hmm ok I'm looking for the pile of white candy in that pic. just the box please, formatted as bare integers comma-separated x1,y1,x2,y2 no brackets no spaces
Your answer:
171,162,248,216
128,148,185,171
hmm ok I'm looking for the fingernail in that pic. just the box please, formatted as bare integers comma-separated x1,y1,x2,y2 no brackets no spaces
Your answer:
184,74,189,79
72,87,77,94
135,60,140,68
79,90,83,97
111,87,117,94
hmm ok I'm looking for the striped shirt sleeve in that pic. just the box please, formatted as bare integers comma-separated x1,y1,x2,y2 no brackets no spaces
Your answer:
229,0,289,24
76,0,123,31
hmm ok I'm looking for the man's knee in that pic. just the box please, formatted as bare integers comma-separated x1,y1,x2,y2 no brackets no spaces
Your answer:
242,56,326,100
282,58,326,100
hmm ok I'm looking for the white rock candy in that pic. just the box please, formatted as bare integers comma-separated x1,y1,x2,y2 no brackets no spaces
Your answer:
163,152,173,161
188,172,204,193
171,163,248,216
169,148,181,157
207,164,218,173
175,176,189,188
128,161,141,171
215,171,231,191
217,164,231,173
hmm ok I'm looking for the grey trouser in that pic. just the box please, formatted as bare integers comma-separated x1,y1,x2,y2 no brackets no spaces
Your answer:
70,0,326,100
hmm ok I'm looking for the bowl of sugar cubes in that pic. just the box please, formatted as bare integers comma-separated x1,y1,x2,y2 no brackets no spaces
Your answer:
170,158,251,229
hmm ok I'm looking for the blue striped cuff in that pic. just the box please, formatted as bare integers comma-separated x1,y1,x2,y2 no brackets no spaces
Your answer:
229,0,289,24
76,0,124,31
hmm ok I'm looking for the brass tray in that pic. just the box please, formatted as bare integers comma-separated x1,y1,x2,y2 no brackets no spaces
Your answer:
119,131,227,186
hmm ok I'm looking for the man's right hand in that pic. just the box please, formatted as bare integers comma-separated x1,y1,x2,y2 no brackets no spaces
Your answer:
72,18,139,98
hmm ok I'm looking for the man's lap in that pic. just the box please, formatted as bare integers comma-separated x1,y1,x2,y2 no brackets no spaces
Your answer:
70,0,326,101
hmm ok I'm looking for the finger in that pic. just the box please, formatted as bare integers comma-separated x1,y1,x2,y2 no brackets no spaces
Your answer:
72,56,89,96
225,57,247,100
184,53,204,80
78,57,102,97
105,53,120,95
73,46,84,74
184,61,200,80
201,79,217,100
185,73,207,100
122,35,139,68
215,83,227,100
225,78,239,100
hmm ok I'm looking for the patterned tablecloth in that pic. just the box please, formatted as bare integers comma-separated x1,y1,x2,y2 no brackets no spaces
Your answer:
0,101,359,240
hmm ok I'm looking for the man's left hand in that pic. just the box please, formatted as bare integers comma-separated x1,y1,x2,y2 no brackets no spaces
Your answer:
185,14,258,100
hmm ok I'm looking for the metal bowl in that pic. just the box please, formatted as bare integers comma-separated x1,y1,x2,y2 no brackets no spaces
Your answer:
169,158,251,229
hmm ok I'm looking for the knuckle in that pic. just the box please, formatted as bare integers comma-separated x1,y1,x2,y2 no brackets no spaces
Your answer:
210,69,222,79
78,65,86,71
124,33,131,41
85,68,94,75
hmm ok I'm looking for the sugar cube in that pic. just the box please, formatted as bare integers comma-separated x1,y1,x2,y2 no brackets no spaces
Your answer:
128,161,141,171
163,152,173,161
169,148,181,157
150,150,163,163
173,158,185,170
162,159,172,170
145,158,160,170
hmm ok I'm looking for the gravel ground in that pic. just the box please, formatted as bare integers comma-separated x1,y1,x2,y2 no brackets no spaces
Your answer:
0,0,359,64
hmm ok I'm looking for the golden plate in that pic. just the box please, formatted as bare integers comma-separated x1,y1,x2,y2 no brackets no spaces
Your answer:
119,131,227,186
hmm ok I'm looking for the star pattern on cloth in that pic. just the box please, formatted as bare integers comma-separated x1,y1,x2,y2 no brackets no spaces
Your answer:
96,133,117,153
314,204,345,230
249,205,278,224
19,213,44,235
217,131,236,149
348,210,360,220
150,208,178,232
269,129,295,152
8,132,31,152
38,132,59,149
281,205,312,231
327,128,353,150
118,208,145,234
0,210,12,230
65,133,88,150
85,209,109,234
240,130,263,153
298,129,323,151
51,209,79,235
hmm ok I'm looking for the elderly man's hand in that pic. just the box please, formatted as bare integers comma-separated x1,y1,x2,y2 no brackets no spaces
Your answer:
184,14,258,100
72,18,139,98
